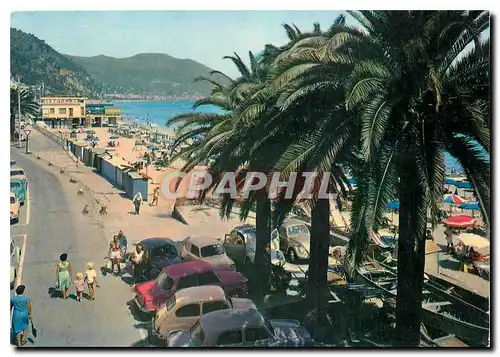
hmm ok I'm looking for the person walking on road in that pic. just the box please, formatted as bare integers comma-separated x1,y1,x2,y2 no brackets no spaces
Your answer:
109,236,122,276
11,285,33,346
74,272,85,302
151,186,160,206
117,230,128,259
85,262,99,300
56,253,72,299
129,243,145,287
133,191,143,215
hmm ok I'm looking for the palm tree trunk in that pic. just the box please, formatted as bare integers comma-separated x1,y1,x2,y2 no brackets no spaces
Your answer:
10,113,16,140
307,198,330,307
254,196,271,295
396,167,426,347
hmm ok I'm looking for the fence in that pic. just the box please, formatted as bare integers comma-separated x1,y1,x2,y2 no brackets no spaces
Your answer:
33,122,77,163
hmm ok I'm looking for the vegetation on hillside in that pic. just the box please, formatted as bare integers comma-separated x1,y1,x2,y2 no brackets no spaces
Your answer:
66,53,230,96
10,28,100,97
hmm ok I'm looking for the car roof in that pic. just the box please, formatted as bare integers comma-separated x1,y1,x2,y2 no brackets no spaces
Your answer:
187,236,221,247
175,285,225,303
164,260,213,278
232,224,256,235
141,237,176,249
200,308,263,336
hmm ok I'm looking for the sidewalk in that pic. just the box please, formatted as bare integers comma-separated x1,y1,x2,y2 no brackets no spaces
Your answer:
29,128,253,244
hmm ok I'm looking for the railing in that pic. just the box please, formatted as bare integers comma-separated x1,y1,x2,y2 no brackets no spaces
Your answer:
32,122,77,163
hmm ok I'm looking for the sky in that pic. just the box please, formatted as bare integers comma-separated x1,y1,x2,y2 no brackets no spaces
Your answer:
10,11,357,78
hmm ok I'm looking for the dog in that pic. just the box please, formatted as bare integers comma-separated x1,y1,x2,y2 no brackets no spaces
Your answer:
99,206,108,216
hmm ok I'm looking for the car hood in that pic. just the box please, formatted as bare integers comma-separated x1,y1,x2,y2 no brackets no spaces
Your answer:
203,254,234,268
136,279,158,297
152,256,181,269
216,268,246,285
269,319,313,346
167,330,192,347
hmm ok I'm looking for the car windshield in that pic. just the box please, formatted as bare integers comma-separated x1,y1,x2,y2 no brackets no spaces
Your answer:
156,272,174,291
10,197,15,204
166,294,176,311
11,170,24,176
201,244,225,257
287,224,309,237
189,321,205,347
10,182,21,189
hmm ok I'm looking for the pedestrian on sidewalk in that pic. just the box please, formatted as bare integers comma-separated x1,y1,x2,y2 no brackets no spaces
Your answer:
109,236,122,276
10,285,33,347
133,191,143,215
151,186,159,206
118,230,128,258
129,243,145,287
85,262,99,300
56,253,72,299
74,273,85,302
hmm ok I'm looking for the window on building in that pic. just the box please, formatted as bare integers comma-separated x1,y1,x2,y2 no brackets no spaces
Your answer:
59,108,67,115
69,108,74,117
49,108,55,115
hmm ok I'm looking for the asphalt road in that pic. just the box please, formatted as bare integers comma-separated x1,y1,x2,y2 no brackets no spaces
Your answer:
10,132,151,347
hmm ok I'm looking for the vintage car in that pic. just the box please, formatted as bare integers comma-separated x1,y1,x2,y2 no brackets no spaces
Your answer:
167,308,314,347
152,285,256,344
275,218,311,263
10,192,20,224
10,166,28,187
134,260,247,314
180,236,235,270
10,179,26,205
11,238,21,290
131,238,182,281
223,225,280,265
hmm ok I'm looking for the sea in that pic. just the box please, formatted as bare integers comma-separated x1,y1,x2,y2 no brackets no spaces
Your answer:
116,100,488,175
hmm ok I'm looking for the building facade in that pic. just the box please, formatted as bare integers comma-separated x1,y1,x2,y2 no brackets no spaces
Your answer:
41,96,87,128
85,100,120,127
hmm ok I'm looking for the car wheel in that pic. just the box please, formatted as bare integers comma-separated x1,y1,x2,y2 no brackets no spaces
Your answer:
288,248,297,263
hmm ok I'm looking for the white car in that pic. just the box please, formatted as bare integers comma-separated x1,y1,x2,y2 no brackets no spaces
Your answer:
181,236,235,270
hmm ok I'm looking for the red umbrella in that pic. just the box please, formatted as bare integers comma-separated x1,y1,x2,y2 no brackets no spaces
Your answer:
442,215,477,229
443,193,465,205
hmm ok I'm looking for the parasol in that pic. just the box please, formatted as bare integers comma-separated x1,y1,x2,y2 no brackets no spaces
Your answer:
459,202,480,210
109,136,119,140
442,215,476,229
444,193,465,205
387,201,400,210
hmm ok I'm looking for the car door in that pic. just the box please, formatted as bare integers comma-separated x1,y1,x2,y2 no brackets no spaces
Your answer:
243,326,274,347
215,329,244,347
170,303,202,334
223,231,246,263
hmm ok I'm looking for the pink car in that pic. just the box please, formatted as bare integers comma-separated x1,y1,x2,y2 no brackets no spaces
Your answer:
134,260,248,314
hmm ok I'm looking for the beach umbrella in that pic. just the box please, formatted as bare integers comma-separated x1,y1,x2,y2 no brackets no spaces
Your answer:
109,136,119,140
86,130,96,135
387,201,400,210
442,215,476,229
347,178,357,186
459,202,480,210
147,144,158,151
444,193,465,205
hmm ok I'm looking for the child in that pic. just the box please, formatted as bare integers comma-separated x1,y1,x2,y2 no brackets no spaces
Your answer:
85,262,100,300
74,272,85,302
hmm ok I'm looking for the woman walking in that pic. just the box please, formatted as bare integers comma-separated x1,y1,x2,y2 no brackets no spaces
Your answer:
133,191,143,215
56,253,72,299
129,243,145,287
108,236,122,276
10,285,33,346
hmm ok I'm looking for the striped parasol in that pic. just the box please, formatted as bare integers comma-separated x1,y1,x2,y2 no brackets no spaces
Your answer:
444,194,465,205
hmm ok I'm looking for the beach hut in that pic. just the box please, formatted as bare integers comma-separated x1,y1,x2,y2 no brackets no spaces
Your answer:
124,170,149,202
69,130,77,139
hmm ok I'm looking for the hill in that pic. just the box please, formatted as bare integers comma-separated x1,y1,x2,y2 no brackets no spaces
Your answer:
10,28,100,96
66,53,226,97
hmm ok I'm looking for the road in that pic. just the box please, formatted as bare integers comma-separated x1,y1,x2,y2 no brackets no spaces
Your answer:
10,131,150,347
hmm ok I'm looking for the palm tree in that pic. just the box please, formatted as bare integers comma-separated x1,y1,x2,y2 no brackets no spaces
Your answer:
10,86,39,139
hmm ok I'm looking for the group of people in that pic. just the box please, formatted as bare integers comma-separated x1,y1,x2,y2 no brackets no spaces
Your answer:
131,185,160,215
107,230,145,287
56,253,100,302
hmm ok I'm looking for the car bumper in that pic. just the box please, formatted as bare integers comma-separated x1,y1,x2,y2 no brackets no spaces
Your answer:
134,296,155,315
150,317,166,345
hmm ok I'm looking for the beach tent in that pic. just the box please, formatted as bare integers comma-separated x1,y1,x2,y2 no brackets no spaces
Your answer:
442,215,476,229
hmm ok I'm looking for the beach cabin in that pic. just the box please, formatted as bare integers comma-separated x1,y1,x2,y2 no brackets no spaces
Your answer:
123,170,149,202
69,130,77,139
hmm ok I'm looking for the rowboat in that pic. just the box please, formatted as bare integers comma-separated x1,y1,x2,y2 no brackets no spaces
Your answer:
355,261,490,346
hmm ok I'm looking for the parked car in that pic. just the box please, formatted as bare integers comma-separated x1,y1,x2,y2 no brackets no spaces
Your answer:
181,236,235,269
10,166,28,187
10,179,26,205
152,285,256,344
134,260,247,314
10,192,20,224
167,308,314,347
275,218,311,263
223,225,280,265
11,238,21,290
130,238,181,281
